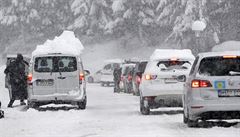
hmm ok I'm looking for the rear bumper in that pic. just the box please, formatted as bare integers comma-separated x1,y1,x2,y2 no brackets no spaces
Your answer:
28,91,85,103
140,83,183,97
189,99,240,120
144,94,182,108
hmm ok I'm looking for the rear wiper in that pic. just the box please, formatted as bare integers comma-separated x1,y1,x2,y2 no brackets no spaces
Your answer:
229,71,240,76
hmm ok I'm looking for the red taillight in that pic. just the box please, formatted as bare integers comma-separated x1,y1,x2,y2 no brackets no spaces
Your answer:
145,74,157,80
27,73,32,82
79,72,85,81
136,76,141,84
128,75,132,81
191,79,212,88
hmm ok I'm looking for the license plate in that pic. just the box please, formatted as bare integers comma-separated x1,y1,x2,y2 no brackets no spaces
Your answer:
36,79,54,86
164,78,177,83
218,89,240,97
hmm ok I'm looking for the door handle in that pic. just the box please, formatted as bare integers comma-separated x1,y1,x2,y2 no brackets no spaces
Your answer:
58,76,66,79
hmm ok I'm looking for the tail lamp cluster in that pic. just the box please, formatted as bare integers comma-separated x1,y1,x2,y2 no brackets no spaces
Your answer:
191,79,212,88
145,74,157,80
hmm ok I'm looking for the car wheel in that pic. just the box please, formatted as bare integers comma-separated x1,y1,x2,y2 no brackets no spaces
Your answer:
183,113,188,124
106,82,110,87
187,119,198,128
101,82,104,87
78,96,87,110
140,97,150,115
28,101,40,109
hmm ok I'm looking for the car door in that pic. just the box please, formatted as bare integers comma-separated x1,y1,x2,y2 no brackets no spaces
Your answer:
55,56,79,94
32,56,56,95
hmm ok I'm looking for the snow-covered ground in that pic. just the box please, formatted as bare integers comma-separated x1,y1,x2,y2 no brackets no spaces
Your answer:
0,65,240,137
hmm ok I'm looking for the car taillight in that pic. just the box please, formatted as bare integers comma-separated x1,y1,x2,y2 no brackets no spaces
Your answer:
79,72,85,81
191,79,212,88
27,73,32,82
136,76,141,84
128,75,132,81
145,74,157,80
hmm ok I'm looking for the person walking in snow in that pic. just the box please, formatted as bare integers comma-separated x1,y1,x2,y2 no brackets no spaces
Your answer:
113,66,122,93
0,101,4,118
4,54,28,107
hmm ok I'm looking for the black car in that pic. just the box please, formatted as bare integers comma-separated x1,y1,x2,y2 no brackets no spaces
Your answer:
131,61,148,95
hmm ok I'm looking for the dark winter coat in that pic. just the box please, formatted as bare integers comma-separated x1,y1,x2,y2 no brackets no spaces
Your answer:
4,60,28,99
113,68,122,82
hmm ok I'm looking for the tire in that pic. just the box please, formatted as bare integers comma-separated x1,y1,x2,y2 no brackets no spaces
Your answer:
78,96,87,110
101,82,104,87
28,101,40,109
140,97,150,115
106,82,110,87
187,119,198,128
183,113,188,124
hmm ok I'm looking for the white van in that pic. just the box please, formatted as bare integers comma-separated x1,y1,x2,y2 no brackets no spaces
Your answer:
100,59,123,86
27,53,87,109
27,30,87,109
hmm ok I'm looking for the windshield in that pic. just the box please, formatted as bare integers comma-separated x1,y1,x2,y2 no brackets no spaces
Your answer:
199,57,240,76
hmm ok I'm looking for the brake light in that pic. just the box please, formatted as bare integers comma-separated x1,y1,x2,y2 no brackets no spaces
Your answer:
191,79,212,88
223,55,237,59
79,72,85,81
136,76,141,84
145,74,157,80
170,58,178,61
27,73,32,82
128,75,132,81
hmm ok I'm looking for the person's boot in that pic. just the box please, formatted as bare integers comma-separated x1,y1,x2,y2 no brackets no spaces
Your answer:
7,100,14,108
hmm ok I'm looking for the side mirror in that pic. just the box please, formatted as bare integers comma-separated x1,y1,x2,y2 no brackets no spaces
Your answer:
177,75,186,82
84,70,90,76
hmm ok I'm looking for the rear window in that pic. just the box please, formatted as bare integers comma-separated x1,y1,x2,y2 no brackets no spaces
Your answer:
34,56,77,72
137,62,147,72
157,60,191,70
199,57,240,76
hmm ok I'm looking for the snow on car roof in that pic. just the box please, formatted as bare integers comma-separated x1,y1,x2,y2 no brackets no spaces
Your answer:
6,54,30,58
32,31,84,57
199,51,240,58
212,41,240,52
104,59,124,63
150,49,195,61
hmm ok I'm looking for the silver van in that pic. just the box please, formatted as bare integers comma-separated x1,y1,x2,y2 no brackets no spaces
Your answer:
27,53,87,109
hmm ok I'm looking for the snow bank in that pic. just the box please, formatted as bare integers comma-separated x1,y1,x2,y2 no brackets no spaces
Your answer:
32,31,84,57
150,49,195,61
212,41,240,52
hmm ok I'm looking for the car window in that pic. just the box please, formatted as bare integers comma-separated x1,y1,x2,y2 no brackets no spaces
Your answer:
34,57,53,72
138,62,147,72
103,64,111,70
157,60,191,70
198,57,240,76
58,56,77,72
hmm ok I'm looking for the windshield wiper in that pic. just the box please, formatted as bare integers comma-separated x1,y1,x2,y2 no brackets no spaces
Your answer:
229,71,240,76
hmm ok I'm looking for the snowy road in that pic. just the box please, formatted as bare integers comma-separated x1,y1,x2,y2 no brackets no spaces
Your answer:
0,65,240,137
